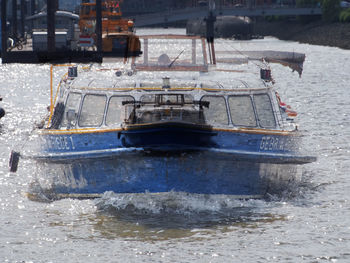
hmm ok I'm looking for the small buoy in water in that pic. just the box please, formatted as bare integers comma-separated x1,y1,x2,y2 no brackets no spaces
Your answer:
9,151,20,173
0,107,5,119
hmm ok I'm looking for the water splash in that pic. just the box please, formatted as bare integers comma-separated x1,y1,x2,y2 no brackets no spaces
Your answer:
94,191,280,229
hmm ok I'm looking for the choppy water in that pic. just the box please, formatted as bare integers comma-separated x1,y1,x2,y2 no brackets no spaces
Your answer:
1,28,350,262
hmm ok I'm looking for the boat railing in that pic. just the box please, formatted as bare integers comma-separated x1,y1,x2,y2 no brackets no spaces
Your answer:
131,35,209,73
124,107,207,125
121,100,210,109
121,94,210,125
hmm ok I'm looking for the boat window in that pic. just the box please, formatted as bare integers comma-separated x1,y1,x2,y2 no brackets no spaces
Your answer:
61,92,82,128
184,95,194,104
141,94,155,103
157,94,184,105
228,96,257,127
106,96,134,126
254,94,276,128
140,94,194,105
201,96,229,125
79,94,107,127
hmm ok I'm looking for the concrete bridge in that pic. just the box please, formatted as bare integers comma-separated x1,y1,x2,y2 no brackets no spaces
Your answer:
132,6,322,27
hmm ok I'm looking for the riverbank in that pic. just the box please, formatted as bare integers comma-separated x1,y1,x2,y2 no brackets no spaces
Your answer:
254,20,350,50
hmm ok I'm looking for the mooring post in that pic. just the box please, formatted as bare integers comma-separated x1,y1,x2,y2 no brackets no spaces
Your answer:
1,0,8,59
96,0,103,60
12,0,17,39
20,0,25,38
47,0,56,52
30,0,36,15
205,0,216,64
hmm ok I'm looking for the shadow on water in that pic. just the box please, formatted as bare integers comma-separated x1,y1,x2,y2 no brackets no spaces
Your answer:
96,197,268,229
91,193,284,240
91,209,287,241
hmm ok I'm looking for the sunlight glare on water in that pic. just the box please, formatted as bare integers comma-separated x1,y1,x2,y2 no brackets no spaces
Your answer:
0,28,350,262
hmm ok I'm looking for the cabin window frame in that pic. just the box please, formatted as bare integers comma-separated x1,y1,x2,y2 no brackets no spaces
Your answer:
253,93,277,129
228,95,258,128
200,95,230,126
106,95,135,126
78,93,108,128
61,92,83,129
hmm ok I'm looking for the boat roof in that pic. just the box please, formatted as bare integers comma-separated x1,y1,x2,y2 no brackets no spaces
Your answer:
67,66,272,94
26,11,79,21
59,34,291,94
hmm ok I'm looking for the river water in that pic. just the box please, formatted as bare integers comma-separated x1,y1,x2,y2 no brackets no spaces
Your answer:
0,28,350,262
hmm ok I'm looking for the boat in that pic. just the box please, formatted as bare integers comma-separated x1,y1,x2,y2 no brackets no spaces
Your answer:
10,34,316,200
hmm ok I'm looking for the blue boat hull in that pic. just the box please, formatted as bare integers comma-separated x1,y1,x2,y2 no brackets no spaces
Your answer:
33,148,306,199
31,129,315,199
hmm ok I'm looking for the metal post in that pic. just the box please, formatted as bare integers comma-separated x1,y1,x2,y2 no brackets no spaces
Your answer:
96,0,102,58
47,0,55,52
12,0,17,38
206,2,216,65
50,65,53,114
206,12,216,43
20,0,24,38
30,0,35,15
1,0,8,59
192,38,196,65
144,38,148,64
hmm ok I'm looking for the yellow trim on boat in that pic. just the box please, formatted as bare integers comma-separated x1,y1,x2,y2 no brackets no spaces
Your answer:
39,126,295,136
39,127,123,135
72,86,270,93
47,72,69,128
47,64,76,128
213,127,295,136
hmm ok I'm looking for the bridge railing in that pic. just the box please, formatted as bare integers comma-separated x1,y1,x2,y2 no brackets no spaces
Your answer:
132,5,322,27
125,1,322,16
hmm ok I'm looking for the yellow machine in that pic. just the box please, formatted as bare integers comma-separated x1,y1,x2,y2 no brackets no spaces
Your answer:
79,0,141,55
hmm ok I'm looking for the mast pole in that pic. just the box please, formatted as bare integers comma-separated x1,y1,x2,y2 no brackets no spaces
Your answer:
1,0,8,59
47,0,56,52
205,0,216,65
96,0,102,61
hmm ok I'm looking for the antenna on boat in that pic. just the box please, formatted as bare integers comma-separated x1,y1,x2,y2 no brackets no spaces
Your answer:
169,49,185,68
205,0,216,65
